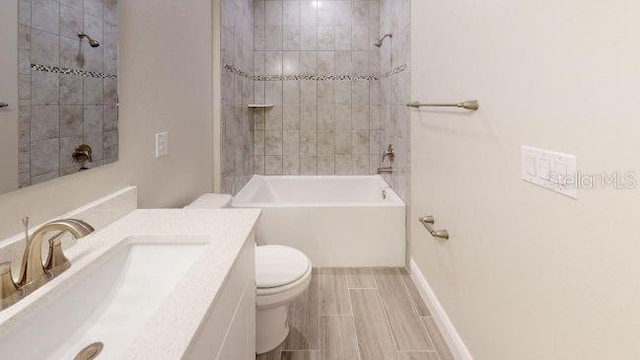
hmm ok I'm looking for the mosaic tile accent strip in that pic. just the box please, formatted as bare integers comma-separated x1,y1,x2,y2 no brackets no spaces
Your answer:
224,64,407,82
31,64,118,79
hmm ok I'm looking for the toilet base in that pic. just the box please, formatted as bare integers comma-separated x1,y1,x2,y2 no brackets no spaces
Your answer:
256,304,289,354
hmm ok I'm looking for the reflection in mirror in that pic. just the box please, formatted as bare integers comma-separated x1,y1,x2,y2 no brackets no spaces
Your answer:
0,0,119,194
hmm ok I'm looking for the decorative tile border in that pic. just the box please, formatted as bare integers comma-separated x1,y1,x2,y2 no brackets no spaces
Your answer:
31,64,118,79
224,64,407,82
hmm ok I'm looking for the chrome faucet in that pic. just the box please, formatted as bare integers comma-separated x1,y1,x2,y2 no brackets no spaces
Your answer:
0,217,94,310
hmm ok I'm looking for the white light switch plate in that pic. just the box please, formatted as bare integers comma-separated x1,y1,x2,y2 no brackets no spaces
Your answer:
521,146,577,199
155,132,168,158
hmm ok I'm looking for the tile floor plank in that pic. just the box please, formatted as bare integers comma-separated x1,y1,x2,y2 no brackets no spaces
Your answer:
421,317,455,360
346,267,377,289
257,343,284,360
373,268,434,351
397,268,431,316
284,269,321,350
319,268,352,315
397,351,441,360
350,289,397,360
321,315,360,360
280,350,321,359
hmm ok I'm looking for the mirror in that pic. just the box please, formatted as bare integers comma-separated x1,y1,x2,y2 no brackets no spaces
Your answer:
0,0,119,194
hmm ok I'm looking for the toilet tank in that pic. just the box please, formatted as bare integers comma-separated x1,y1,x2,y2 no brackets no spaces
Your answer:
185,194,233,209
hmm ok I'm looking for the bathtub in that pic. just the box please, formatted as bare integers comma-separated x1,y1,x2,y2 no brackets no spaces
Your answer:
232,175,406,267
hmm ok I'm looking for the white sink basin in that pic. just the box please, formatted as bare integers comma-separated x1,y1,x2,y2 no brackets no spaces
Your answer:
0,236,206,359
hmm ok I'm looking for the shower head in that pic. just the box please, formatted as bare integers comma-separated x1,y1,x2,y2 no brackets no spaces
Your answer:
374,33,393,47
78,32,100,48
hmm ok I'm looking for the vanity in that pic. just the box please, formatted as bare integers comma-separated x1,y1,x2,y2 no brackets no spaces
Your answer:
0,207,260,359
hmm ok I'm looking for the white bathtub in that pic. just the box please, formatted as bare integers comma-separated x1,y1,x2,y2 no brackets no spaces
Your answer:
232,175,406,267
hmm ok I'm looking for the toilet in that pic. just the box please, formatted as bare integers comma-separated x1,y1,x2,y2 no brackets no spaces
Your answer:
185,194,312,354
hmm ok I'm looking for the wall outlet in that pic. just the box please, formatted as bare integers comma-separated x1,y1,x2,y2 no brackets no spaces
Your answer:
155,132,169,158
521,146,577,199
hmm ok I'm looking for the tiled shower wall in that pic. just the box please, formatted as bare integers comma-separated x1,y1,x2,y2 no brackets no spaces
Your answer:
221,0,255,194
18,0,119,187
252,0,384,175
220,0,410,199
379,0,410,201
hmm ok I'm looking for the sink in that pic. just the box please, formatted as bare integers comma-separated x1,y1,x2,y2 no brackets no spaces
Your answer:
0,236,207,359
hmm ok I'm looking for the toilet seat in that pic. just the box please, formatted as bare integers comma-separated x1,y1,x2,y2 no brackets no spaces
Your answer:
256,245,310,289
257,265,312,297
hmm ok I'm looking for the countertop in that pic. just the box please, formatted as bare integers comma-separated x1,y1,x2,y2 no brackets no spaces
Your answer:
0,208,261,359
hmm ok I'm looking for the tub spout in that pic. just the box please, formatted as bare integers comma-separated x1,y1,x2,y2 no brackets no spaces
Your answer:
377,167,393,174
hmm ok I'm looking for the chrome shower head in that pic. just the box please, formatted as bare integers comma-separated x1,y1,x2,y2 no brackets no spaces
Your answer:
78,32,100,48
374,33,393,47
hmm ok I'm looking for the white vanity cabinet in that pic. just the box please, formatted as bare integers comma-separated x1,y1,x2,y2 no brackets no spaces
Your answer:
186,234,256,360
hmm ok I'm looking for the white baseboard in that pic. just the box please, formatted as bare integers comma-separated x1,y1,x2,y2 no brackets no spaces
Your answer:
409,258,473,360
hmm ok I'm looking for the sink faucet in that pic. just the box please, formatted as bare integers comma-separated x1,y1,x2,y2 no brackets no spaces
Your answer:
0,217,94,309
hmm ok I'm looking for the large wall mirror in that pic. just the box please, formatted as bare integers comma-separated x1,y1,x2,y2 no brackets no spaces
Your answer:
0,0,119,194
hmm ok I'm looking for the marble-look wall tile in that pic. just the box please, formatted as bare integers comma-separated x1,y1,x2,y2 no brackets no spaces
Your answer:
32,0,60,34
283,130,300,175
379,0,411,202
283,102,300,129
31,30,59,66
335,1,352,26
84,78,104,105
60,5,83,40
318,26,335,50
84,105,103,134
31,105,59,140
60,106,83,136
31,71,59,105
283,1,300,26
18,75,31,100
300,52,317,73
335,154,352,174
84,132,104,161
283,26,301,50
31,138,60,176
265,156,283,175
220,0,254,194
19,0,31,26
265,131,283,156
247,0,394,177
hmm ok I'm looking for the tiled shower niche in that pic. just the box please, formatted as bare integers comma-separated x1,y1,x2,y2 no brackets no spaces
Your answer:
18,0,119,187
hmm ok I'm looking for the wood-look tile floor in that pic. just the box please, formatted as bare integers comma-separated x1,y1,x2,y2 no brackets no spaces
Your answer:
257,268,454,360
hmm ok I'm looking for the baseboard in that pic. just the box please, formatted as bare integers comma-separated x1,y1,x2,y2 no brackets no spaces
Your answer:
409,259,473,360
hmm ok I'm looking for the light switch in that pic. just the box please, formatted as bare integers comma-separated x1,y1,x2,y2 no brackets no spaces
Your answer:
521,146,577,199
156,132,169,158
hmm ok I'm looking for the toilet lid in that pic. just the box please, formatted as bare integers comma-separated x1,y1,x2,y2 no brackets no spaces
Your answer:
256,245,311,288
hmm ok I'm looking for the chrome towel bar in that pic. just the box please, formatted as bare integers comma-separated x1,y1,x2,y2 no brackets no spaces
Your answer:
418,216,449,240
407,99,479,111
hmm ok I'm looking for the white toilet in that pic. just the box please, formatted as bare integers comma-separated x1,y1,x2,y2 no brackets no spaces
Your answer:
185,194,312,354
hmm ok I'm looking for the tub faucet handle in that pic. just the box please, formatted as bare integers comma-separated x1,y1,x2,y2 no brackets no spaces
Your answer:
382,144,395,162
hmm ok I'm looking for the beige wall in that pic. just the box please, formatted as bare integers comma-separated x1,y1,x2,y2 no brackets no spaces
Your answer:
411,1,640,359
0,0,214,239
0,0,19,194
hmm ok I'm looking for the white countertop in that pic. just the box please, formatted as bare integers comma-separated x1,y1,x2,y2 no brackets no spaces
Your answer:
0,208,261,359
